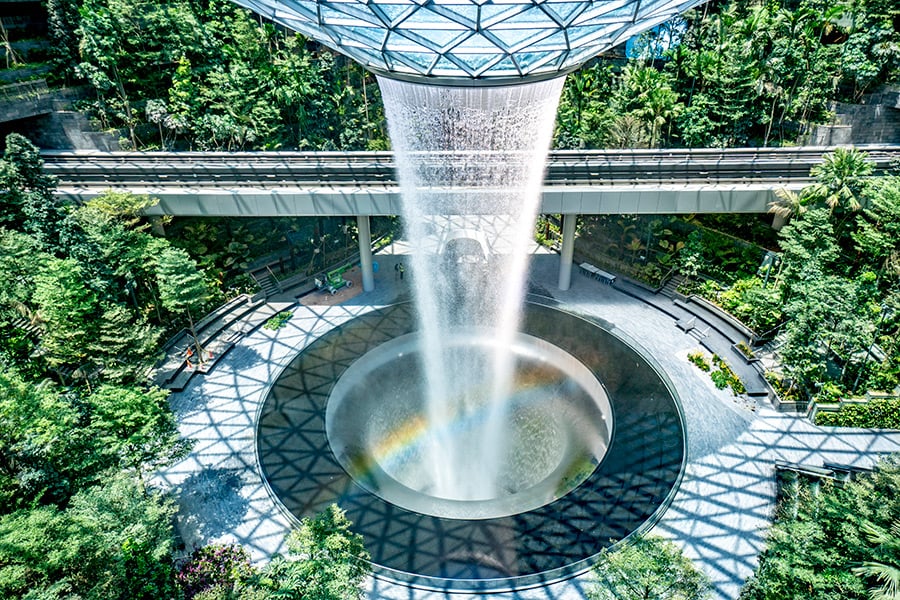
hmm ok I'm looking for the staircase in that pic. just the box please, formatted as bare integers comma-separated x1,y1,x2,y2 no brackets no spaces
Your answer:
659,274,684,298
10,316,41,337
254,270,282,298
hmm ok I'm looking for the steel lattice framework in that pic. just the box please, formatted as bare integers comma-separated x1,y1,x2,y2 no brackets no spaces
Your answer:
231,0,704,82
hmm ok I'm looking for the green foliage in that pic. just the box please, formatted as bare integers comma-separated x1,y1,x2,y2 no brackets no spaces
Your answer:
0,135,66,250
88,384,189,485
851,520,900,600
713,354,746,395
0,371,106,511
156,247,212,325
740,456,900,600
689,351,745,395
809,148,875,214
854,176,900,277
254,504,370,600
32,257,99,369
176,544,255,600
735,341,755,359
688,350,711,371
815,399,900,429
74,0,387,151
263,311,293,331
717,277,784,335
0,475,177,600
588,535,711,600
555,0,899,149
765,371,802,403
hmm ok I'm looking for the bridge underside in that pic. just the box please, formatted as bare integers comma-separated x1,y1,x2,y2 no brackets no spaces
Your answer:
56,183,796,216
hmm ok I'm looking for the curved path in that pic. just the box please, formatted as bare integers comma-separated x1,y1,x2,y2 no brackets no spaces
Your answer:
155,249,900,600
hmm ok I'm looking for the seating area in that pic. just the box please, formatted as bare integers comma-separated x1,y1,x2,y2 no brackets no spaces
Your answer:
578,262,616,284
151,293,269,391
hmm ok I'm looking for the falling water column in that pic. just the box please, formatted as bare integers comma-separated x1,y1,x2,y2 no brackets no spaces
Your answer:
377,75,564,501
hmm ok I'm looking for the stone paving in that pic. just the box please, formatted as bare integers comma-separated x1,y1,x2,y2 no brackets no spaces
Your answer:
155,247,900,600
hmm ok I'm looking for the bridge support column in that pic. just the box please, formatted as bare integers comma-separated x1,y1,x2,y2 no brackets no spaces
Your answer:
357,215,375,292
557,213,577,291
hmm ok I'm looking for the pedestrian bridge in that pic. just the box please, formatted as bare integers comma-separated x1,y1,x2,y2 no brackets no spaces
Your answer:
42,145,900,216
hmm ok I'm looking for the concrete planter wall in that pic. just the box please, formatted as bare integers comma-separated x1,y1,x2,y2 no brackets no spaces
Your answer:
688,294,760,342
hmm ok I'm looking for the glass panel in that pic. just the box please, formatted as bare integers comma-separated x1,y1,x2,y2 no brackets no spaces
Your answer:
372,3,415,26
452,32,499,52
384,32,432,52
488,28,556,52
320,4,379,26
478,4,529,28
344,24,389,46
488,55,522,76
570,1,634,26
329,1,386,24
402,28,470,52
529,29,568,50
431,54,471,76
397,6,468,29
279,0,318,20
386,50,435,71
636,0,683,19
351,46,388,67
515,49,557,71
539,1,586,26
431,3,480,27
502,5,559,26
450,51,497,73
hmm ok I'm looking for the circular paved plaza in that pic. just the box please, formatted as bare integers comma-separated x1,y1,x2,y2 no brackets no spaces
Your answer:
156,250,900,600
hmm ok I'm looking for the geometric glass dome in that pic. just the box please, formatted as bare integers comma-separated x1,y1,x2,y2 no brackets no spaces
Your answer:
231,0,706,83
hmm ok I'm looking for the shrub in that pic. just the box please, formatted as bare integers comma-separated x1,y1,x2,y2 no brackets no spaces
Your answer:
176,544,254,600
263,311,292,330
688,351,711,371
735,341,755,359
710,369,730,389
765,371,803,403
814,398,900,429
710,354,746,395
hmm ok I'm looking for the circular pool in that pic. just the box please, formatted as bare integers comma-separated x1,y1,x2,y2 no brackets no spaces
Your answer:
257,301,685,591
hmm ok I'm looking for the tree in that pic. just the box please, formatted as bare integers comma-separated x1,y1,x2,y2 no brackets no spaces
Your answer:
156,247,212,359
0,475,177,600
0,134,64,249
32,257,99,370
256,504,370,600
0,229,49,375
853,520,900,600
740,456,900,600
87,384,188,489
588,534,711,600
0,370,108,512
809,148,874,215
854,177,900,279
47,0,82,84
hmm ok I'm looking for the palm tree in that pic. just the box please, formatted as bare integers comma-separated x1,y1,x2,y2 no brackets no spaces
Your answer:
768,187,808,220
853,520,900,600
809,147,874,213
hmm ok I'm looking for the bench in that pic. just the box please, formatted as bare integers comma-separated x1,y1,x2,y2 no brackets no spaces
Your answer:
676,316,696,332
578,262,616,284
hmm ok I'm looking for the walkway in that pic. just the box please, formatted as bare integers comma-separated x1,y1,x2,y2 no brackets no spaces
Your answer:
45,146,900,217
154,249,900,600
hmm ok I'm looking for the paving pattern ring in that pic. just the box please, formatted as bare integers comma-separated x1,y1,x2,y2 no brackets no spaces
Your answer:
257,301,686,591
